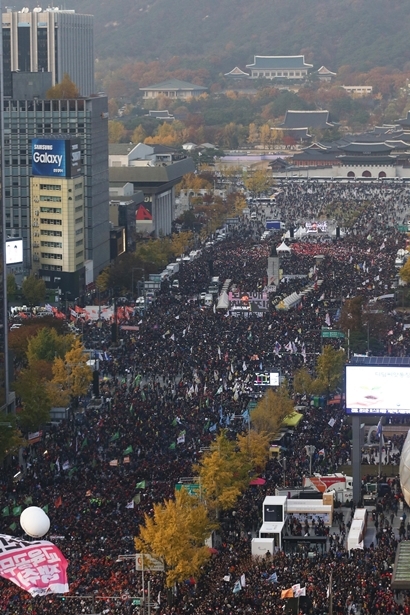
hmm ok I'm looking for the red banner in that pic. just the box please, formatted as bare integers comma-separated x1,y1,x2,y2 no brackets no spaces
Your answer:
0,534,69,596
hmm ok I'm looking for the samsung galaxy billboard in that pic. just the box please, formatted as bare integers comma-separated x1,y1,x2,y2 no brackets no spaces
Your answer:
32,138,82,178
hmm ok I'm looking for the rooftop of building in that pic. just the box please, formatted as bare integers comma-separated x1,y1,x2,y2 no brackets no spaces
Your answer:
139,78,207,91
246,55,313,69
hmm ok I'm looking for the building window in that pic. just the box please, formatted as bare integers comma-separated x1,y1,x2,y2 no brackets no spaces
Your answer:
75,228,83,235
41,241,63,248
39,184,61,191
40,195,62,202
40,207,62,214
76,251,83,258
41,230,62,237
42,264,62,271
40,218,62,225
75,217,83,224
41,252,63,260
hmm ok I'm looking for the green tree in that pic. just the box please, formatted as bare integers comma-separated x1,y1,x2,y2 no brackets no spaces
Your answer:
0,413,26,464
293,367,315,396
251,386,294,437
339,296,364,333
46,73,79,99
195,431,250,514
314,345,345,396
7,274,17,302
134,489,216,587
243,170,271,197
27,328,75,365
22,276,46,307
14,368,51,432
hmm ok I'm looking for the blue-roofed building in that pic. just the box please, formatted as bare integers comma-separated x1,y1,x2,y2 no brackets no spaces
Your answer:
245,55,313,80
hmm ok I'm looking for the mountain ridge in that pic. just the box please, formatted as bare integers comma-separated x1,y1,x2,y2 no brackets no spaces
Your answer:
68,0,410,73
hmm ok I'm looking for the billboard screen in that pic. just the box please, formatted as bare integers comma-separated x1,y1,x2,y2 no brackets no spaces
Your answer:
345,365,410,413
32,138,82,178
6,238,23,264
254,372,280,386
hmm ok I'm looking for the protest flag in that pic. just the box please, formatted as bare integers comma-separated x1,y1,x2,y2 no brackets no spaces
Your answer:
126,501,135,509
2,506,10,517
12,506,22,516
9,522,17,531
54,496,63,509
136,481,146,489
169,442,176,450
133,494,141,504
24,496,33,506
42,504,49,514
123,445,133,455
123,456,130,464
281,588,294,599
233,580,241,593
109,459,118,467
110,431,120,442
240,574,246,587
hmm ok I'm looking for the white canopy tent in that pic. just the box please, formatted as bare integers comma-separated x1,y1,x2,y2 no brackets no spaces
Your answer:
276,241,291,253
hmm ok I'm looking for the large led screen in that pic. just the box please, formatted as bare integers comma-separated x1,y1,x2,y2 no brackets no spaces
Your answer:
6,238,23,265
345,365,410,413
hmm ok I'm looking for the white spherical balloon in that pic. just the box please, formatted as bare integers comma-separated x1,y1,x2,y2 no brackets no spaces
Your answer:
20,506,50,538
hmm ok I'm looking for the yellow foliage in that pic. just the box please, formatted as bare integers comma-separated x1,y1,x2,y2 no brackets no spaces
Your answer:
251,386,294,437
244,169,272,195
400,258,410,284
46,73,79,99
195,432,250,513
237,430,270,473
170,231,194,257
108,120,126,143
134,489,216,587
49,339,92,401
314,345,345,395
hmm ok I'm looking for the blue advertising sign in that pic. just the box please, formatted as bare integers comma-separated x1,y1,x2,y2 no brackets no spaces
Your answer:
32,139,67,177
32,138,82,178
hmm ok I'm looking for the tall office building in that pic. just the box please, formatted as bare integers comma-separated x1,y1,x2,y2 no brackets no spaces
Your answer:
2,8,94,97
3,94,111,287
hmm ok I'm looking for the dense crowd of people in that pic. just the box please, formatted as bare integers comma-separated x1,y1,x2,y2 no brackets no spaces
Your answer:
2,180,410,614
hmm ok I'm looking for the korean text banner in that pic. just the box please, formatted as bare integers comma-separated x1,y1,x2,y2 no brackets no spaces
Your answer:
0,534,69,596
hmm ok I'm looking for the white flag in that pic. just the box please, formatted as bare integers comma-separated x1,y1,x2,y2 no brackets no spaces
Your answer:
126,500,134,509
240,573,246,587
295,587,306,597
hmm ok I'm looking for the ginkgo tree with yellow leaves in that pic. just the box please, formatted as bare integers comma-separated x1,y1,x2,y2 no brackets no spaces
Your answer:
251,385,295,438
48,339,92,406
194,431,251,515
134,488,216,587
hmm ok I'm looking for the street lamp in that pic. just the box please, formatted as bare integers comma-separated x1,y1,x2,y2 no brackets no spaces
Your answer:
305,445,316,476
132,267,145,299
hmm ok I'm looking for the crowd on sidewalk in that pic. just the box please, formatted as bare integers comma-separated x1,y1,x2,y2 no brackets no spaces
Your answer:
2,181,410,614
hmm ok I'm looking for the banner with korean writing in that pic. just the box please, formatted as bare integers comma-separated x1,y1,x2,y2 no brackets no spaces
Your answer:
0,534,69,596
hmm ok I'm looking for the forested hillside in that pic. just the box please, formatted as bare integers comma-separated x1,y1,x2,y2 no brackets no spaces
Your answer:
72,0,410,72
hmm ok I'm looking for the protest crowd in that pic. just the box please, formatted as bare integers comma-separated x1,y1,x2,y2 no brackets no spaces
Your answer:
2,180,410,615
